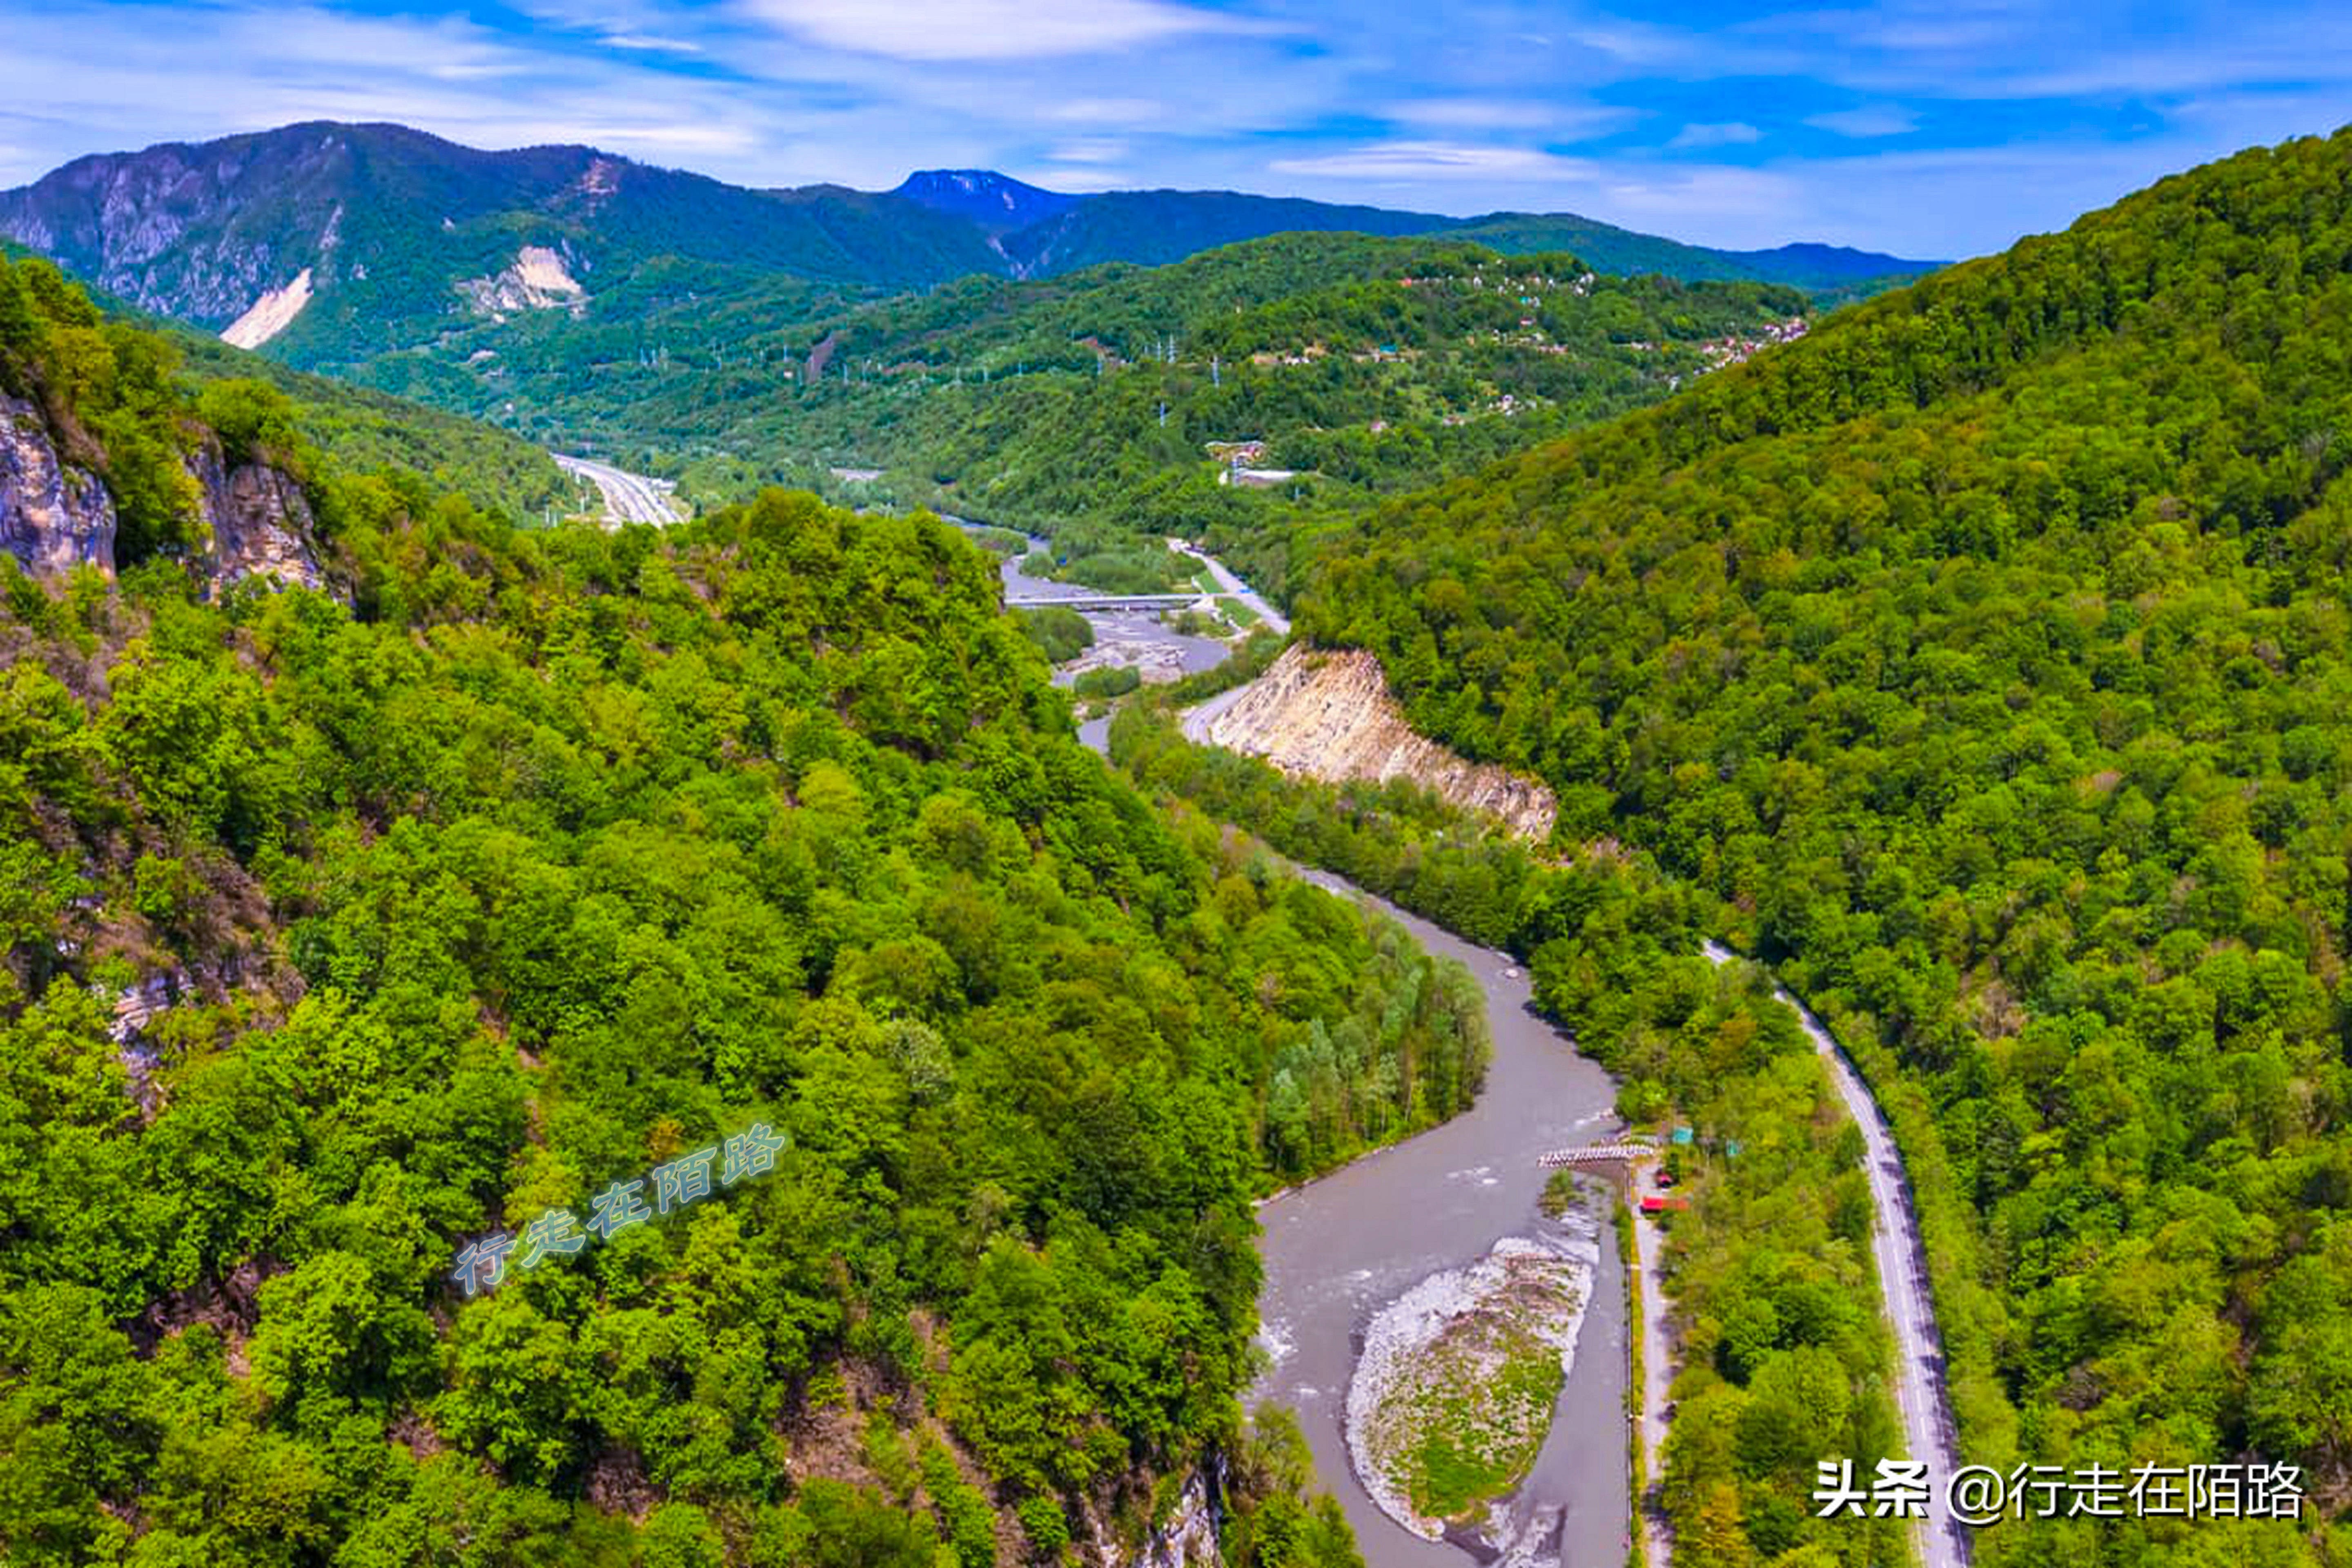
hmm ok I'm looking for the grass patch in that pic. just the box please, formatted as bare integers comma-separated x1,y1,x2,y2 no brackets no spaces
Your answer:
1539,1167,1587,1219
1403,1334,1566,1520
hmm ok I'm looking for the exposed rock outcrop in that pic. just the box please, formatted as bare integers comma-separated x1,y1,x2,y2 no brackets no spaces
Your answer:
1126,1466,1223,1567
458,245,586,318
220,266,314,348
0,393,117,575
191,442,323,590
0,396,324,589
1192,644,1557,841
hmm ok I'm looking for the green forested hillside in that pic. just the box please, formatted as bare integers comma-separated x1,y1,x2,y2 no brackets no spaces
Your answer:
0,260,1504,1564
1,247,575,528
483,232,1807,592
1300,126,2352,1562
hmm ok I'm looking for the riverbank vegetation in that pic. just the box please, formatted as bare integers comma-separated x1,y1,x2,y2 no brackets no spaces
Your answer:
1015,604,1094,664
1297,127,2352,1561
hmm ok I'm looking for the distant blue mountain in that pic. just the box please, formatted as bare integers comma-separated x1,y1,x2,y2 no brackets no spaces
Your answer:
891,170,1078,234
888,172,1942,291
1719,241,1946,284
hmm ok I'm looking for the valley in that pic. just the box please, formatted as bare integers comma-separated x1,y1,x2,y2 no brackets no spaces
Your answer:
1054,535,1955,1568
2,79,2351,1568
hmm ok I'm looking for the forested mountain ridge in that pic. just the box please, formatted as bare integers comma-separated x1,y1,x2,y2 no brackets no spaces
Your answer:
0,122,1004,356
0,252,1510,1564
1298,124,2352,1562
0,122,1935,403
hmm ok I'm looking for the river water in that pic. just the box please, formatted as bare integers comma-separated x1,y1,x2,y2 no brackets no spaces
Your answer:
1252,880,1630,1568
960,521,1231,683
1021,523,1632,1568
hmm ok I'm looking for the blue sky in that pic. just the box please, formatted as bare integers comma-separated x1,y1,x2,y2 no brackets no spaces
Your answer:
0,0,2345,257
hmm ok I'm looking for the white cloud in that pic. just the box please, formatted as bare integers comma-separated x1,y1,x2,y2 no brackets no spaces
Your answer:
736,0,1267,62
1383,97,1636,138
1587,161,1801,232
600,32,702,52
1046,98,1166,125
1047,138,1127,165
1805,105,1917,137
1268,140,1599,182
1020,164,1133,192
1668,121,1762,148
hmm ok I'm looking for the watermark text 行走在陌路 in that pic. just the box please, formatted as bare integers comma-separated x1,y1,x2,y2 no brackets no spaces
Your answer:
1813,1457,2303,1525
449,1122,787,1297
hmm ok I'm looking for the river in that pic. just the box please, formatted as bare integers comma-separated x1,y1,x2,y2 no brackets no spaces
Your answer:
1017,523,1632,1568
1252,881,1631,1568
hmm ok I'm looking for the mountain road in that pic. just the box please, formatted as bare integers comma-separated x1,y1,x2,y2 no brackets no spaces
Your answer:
1703,941,1970,1568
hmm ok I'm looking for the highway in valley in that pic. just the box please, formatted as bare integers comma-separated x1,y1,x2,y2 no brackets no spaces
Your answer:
1703,942,1970,1568
553,453,684,525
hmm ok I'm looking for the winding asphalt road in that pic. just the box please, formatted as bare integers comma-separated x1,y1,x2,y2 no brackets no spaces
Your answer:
1702,941,1970,1568
553,453,683,525
1167,537,1290,633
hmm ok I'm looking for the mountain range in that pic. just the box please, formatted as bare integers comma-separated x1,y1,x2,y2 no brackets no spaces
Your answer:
0,121,1939,368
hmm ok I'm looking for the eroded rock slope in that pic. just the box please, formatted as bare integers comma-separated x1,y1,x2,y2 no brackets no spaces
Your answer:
1194,644,1557,840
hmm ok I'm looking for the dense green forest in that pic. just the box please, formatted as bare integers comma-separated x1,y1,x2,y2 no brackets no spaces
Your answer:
1294,127,2352,1562
0,256,1515,1564
174,334,581,524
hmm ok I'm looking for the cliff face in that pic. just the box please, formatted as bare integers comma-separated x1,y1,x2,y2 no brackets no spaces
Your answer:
0,393,117,575
191,442,324,591
0,394,321,589
1195,644,1558,841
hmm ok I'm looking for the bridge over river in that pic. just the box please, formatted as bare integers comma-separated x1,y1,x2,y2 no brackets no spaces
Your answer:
1003,591,1203,612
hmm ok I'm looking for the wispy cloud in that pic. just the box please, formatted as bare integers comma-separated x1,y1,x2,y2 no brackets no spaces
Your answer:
1669,122,1762,149
600,32,702,53
1383,97,1635,138
735,0,1271,62
1268,141,1599,183
1046,138,1127,165
1805,105,1918,137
